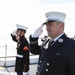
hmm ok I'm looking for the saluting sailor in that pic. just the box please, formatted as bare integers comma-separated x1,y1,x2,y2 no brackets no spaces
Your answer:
29,11,75,75
11,24,30,75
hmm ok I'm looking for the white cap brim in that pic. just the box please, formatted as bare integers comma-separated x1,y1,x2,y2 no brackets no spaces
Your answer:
16,24,28,31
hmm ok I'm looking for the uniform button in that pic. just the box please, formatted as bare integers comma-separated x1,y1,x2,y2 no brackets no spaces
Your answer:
47,63,49,66
46,69,48,72
24,68,25,69
24,65,26,66
40,61,42,63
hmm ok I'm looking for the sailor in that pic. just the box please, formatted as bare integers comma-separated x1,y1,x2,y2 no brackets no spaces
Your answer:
29,11,75,75
11,24,30,75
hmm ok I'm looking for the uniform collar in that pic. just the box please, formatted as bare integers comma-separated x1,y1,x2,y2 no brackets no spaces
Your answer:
53,33,64,42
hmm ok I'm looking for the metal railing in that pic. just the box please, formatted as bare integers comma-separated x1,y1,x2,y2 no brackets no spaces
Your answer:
0,45,7,67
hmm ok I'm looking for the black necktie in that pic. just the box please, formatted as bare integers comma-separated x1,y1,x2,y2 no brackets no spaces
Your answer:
48,40,55,47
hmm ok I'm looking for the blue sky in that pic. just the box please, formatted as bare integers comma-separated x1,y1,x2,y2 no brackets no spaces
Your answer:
0,0,75,39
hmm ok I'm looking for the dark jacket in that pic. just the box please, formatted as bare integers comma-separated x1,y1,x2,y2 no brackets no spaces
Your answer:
11,34,30,72
29,34,75,75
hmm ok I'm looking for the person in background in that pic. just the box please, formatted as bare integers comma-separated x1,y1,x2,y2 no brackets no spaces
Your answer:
29,11,75,75
11,24,30,75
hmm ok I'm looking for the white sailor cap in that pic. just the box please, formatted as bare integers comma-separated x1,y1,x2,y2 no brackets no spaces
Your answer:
43,11,66,24
16,24,28,31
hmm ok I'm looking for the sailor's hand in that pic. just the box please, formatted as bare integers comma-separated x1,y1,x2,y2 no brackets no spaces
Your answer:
32,25,44,38
11,30,17,36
